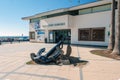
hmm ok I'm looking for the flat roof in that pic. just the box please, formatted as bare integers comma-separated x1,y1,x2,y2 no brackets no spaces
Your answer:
22,0,111,20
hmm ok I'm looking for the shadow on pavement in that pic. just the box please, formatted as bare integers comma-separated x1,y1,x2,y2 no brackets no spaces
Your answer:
26,56,88,68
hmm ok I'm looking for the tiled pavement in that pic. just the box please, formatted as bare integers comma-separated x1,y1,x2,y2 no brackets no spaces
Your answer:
0,42,120,80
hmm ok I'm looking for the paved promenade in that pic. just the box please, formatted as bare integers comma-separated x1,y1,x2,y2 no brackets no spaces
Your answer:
0,42,120,80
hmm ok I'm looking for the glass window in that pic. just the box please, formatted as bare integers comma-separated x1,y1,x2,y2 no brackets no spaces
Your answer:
92,4,111,13
40,16,47,19
78,28,105,41
30,18,40,23
29,32,35,39
91,28,105,41
78,4,111,15
79,8,92,15
69,10,78,16
78,29,90,41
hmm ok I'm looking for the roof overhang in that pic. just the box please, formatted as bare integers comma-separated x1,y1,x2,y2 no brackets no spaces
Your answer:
22,8,69,20
69,0,111,11
22,0,112,20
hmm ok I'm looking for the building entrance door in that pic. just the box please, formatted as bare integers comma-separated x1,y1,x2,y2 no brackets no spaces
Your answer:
53,29,71,43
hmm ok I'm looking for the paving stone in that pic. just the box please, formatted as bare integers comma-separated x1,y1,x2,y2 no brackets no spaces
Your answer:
0,42,120,80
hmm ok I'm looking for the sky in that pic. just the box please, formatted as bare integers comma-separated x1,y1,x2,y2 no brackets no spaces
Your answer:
0,0,96,36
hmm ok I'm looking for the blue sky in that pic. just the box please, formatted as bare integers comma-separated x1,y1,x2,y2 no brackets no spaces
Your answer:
0,0,96,36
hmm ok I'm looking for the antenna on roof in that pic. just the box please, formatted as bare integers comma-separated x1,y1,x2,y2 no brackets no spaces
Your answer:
68,0,80,3
78,0,80,3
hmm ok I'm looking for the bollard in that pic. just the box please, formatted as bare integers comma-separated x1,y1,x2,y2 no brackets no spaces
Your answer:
10,41,12,44
19,40,20,43
0,40,1,45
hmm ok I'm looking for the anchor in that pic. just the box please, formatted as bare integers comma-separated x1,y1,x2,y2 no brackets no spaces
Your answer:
30,37,72,64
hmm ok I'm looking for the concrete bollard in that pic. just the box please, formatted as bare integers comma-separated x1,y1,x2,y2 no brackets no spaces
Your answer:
0,41,1,45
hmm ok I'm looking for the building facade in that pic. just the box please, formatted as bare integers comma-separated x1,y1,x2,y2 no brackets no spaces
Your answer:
22,0,117,46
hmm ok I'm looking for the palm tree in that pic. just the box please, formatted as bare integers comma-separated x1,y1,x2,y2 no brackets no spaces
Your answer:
112,0,120,55
107,0,115,51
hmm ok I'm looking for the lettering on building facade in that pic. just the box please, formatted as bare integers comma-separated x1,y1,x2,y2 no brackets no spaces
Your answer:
43,22,65,27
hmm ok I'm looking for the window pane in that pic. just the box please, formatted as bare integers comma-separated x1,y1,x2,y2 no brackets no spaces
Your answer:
92,28,105,41
30,18,40,23
79,8,92,15
78,29,90,41
30,32,35,39
92,4,111,13
78,28,105,41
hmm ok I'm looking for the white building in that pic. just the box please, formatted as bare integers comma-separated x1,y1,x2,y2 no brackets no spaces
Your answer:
22,0,118,46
